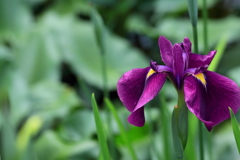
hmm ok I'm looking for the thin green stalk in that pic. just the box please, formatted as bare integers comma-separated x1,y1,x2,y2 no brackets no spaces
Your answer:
198,121,204,160
187,0,204,159
92,8,115,159
105,98,138,160
192,26,198,54
91,94,111,160
101,48,109,99
202,1,212,160
203,0,208,54
160,91,170,160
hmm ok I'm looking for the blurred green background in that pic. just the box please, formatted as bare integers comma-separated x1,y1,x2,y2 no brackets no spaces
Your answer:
0,0,240,160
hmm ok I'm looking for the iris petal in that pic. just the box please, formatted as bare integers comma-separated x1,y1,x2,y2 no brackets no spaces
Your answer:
117,67,150,112
189,50,216,68
117,67,167,127
184,71,240,131
173,44,184,85
127,107,145,127
183,37,192,53
158,36,173,68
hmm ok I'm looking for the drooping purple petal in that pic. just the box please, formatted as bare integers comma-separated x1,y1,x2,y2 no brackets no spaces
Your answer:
184,71,240,131
173,44,184,86
158,36,173,67
188,50,216,68
117,67,150,112
128,107,145,127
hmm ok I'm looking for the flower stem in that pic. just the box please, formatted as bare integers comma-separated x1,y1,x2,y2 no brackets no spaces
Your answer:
187,0,205,159
203,0,208,54
192,25,198,54
199,121,204,160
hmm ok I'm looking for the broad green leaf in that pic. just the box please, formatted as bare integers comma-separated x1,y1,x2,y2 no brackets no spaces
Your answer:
58,110,96,141
229,107,240,153
35,130,98,160
0,0,32,37
18,12,148,90
91,93,111,160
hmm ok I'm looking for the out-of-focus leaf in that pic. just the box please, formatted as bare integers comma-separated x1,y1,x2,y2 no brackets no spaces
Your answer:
228,66,240,86
69,18,148,90
229,107,240,153
15,11,148,90
0,113,17,160
91,93,111,160
153,0,219,16
17,116,42,153
126,17,240,53
58,110,96,141
29,81,80,124
35,130,98,160
0,0,32,36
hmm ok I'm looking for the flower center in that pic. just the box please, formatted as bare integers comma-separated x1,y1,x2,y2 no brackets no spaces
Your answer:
193,72,206,86
146,69,156,79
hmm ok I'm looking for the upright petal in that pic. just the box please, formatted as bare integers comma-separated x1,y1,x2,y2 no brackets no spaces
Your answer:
183,37,192,53
184,71,240,131
159,36,173,67
173,44,184,86
188,50,216,68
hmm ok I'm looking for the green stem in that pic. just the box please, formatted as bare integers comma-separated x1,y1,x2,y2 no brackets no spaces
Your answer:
101,47,109,99
199,121,204,160
203,0,208,54
192,25,198,53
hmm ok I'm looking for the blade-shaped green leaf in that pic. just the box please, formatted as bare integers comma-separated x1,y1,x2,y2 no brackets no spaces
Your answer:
229,107,240,153
208,35,228,72
91,94,111,160
105,98,138,160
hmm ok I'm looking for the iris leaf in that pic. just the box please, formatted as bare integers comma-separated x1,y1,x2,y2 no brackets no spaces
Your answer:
229,107,240,153
91,94,111,160
105,98,138,160
208,35,228,72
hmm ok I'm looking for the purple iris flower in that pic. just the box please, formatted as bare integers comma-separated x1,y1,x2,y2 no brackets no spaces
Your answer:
117,36,240,131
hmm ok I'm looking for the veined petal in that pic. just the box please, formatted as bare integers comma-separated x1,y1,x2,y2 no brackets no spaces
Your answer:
117,67,150,112
159,36,173,67
184,71,240,131
117,67,167,127
133,71,167,112
189,50,216,68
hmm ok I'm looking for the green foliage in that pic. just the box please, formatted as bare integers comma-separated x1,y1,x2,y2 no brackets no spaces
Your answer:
0,0,239,159
229,107,240,153
91,94,111,160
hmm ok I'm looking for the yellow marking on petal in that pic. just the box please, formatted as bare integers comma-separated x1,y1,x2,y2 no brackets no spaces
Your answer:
194,73,206,86
146,69,156,79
